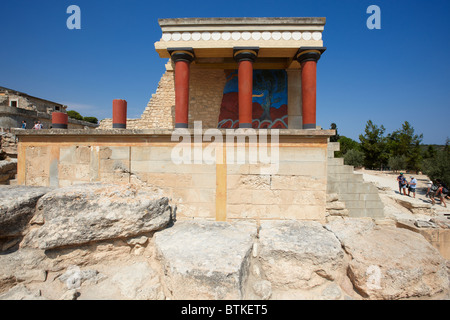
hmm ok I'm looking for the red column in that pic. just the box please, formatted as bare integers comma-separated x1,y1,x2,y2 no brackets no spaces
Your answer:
113,99,127,129
52,112,68,129
238,60,253,128
170,49,195,129
234,48,258,128
174,60,190,128
295,47,326,129
300,60,317,129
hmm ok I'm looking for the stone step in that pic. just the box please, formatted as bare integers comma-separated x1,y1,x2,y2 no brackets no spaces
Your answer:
8,179,17,186
328,181,379,194
327,165,354,174
328,173,364,182
327,158,344,166
338,193,381,201
327,142,340,152
347,207,384,218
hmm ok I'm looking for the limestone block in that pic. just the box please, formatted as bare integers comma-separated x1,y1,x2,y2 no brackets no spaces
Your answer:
154,220,257,300
326,218,449,299
258,220,345,290
0,186,52,238
23,183,173,250
271,175,326,191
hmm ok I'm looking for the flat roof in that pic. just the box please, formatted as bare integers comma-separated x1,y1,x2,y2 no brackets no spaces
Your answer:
0,86,65,107
159,17,326,27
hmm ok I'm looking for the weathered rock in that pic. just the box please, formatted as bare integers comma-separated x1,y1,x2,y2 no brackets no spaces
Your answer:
78,261,164,300
23,183,173,250
0,185,51,238
414,220,438,229
0,159,17,184
0,248,49,293
390,194,435,215
252,280,272,300
0,284,47,300
258,220,345,290
326,218,449,299
154,220,257,300
58,265,104,290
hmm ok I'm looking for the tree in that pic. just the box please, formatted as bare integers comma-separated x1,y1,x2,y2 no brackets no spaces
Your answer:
359,120,388,169
83,117,98,124
388,155,407,172
344,149,364,168
422,147,450,186
423,145,437,159
336,136,359,158
329,123,340,143
386,121,423,172
67,110,83,121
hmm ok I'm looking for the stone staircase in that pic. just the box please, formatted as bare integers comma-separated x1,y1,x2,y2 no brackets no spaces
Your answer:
327,142,384,218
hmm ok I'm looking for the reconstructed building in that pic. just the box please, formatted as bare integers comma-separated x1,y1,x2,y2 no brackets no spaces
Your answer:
14,18,385,222
100,17,327,130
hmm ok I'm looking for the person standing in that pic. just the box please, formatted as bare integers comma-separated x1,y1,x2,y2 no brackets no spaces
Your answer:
397,173,407,195
408,176,417,198
21,120,27,129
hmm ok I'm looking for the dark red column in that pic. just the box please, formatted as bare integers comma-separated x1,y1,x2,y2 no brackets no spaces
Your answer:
238,60,253,128
113,99,127,129
52,112,68,129
234,48,258,128
295,47,326,129
169,49,195,129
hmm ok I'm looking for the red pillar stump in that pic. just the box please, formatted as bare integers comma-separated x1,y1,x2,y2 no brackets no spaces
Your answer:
169,49,195,129
295,47,326,129
113,99,127,129
52,112,68,129
234,48,258,128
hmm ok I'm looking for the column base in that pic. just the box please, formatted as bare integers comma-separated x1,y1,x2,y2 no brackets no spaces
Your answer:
51,124,68,129
303,123,316,129
175,123,189,129
239,123,252,128
113,124,126,129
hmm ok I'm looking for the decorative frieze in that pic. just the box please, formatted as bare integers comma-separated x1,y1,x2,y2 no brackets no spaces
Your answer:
160,31,322,42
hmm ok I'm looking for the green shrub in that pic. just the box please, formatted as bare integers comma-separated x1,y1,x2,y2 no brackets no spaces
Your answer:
83,117,98,124
67,110,83,120
388,155,407,172
344,149,364,168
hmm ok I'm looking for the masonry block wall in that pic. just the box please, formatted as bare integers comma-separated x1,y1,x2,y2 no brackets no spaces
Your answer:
16,130,332,223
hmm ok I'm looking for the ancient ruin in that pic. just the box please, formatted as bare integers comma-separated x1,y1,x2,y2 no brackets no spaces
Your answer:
0,17,449,301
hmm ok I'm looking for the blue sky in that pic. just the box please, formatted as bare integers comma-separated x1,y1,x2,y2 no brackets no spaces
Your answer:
1,0,449,144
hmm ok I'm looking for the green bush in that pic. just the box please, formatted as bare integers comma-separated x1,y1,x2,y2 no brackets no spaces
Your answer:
344,149,364,168
67,110,83,121
388,155,407,172
83,117,98,124
422,148,450,186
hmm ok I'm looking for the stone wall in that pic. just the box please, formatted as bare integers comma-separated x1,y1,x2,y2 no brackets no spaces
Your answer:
15,129,333,222
0,132,18,159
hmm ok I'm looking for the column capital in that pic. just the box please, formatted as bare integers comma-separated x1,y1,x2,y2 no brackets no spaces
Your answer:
168,47,195,63
233,47,259,63
295,47,326,64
